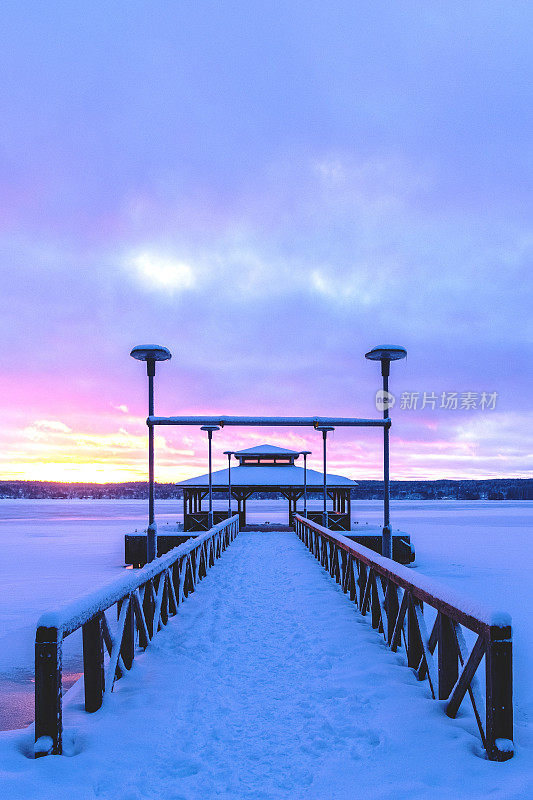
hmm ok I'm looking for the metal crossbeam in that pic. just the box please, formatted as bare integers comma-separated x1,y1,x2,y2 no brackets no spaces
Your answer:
148,415,390,428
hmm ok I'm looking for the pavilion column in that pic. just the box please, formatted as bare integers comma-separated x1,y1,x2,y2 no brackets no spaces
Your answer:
347,490,351,527
235,491,246,529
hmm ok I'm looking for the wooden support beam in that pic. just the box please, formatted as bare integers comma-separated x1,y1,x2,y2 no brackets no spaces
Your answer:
438,612,458,699
35,626,62,756
82,614,105,713
485,627,513,761
407,594,423,671
446,635,485,719
119,597,135,670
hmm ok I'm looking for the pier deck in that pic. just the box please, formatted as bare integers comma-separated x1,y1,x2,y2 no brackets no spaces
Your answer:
1,530,518,799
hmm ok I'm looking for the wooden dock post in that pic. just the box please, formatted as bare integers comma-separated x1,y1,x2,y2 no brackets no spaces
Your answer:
486,624,513,761
438,612,458,699
82,614,105,712
35,625,62,756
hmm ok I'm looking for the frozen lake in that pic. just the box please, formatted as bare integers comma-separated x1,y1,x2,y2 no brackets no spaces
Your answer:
0,498,532,738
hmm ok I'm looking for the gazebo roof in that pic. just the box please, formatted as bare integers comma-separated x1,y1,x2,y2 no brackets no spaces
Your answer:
177,464,356,489
233,444,300,457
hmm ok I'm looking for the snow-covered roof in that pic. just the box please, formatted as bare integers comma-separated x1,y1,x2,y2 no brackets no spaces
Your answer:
234,444,300,457
177,464,356,488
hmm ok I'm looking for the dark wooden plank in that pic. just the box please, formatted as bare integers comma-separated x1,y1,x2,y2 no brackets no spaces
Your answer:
452,621,485,744
82,614,105,712
105,598,130,696
438,612,458,700
409,595,424,674
428,616,439,654
348,556,357,603
143,578,155,639
386,581,399,645
132,590,150,648
35,625,62,756
120,596,135,670
413,601,438,698
371,572,381,630
390,589,409,652
446,634,485,719
485,627,513,761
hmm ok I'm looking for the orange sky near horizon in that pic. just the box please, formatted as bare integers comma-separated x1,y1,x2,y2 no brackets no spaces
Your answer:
1,410,529,484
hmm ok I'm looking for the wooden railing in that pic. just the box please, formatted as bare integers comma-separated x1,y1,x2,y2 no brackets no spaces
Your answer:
34,515,239,757
294,515,513,761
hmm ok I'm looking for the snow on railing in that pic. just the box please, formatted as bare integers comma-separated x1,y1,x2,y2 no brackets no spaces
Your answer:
34,515,240,758
294,515,513,762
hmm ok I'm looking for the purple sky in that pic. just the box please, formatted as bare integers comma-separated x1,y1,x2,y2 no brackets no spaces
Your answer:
1,2,531,482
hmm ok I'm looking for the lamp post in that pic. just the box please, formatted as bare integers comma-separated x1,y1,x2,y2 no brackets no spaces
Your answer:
201,425,220,528
130,344,172,562
223,450,235,519
365,345,407,560
299,450,311,517
316,427,334,527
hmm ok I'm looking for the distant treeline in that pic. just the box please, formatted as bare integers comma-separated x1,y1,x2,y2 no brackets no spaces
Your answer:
0,479,531,500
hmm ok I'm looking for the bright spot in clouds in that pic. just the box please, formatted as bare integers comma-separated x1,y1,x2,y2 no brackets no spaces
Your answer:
130,252,195,291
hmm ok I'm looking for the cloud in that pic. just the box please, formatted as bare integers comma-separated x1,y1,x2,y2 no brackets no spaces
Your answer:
0,2,531,481
128,252,195,292
23,420,72,441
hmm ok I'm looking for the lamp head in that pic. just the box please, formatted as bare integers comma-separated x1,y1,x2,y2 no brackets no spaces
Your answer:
299,450,312,456
201,425,220,433
316,426,334,434
130,344,172,362
365,345,407,362
223,450,235,456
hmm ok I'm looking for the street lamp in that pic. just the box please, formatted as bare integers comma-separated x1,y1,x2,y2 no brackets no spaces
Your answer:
223,450,235,519
201,425,220,528
315,427,334,528
299,450,311,517
130,344,172,562
365,345,407,560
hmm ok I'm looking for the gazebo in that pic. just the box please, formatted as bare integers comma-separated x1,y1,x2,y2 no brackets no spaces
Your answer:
177,444,356,531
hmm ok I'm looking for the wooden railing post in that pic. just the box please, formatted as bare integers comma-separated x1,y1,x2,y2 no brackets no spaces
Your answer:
358,562,367,609
386,582,399,645
371,573,381,630
35,625,62,756
348,557,357,602
143,580,155,640
171,562,180,607
120,597,135,670
407,595,423,672
485,624,513,761
161,577,169,625
437,612,458,699
82,614,105,712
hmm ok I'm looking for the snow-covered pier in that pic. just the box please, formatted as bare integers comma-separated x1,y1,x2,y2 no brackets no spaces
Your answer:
35,514,513,760
2,525,521,799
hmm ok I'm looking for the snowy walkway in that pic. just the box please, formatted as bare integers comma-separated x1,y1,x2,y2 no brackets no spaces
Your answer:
2,531,529,799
